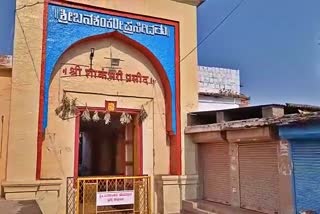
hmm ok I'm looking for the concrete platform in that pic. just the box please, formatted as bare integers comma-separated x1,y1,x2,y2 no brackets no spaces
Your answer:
0,199,42,214
182,200,265,214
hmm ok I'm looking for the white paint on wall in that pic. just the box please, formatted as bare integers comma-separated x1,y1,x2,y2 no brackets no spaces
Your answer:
197,66,242,111
198,66,240,94
198,95,240,111
278,140,292,176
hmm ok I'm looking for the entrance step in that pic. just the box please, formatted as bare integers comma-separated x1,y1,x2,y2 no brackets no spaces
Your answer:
0,199,42,214
181,200,264,214
181,200,217,214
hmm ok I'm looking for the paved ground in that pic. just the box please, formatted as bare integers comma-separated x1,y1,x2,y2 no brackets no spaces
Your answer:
198,200,264,214
0,199,42,214
182,200,264,214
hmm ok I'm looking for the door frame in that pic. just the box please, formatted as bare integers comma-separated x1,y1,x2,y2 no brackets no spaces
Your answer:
73,105,143,179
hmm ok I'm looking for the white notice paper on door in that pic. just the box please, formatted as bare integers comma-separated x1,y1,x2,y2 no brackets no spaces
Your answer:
96,190,134,206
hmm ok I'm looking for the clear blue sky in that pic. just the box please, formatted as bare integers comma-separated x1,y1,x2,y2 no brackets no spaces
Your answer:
1,0,319,105
197,0,320,105
0,0,15,55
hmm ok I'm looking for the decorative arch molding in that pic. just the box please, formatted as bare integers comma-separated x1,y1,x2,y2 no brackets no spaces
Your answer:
50,31,174,133
37,1,181,179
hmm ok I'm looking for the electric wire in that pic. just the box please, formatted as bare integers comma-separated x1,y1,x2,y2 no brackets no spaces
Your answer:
12,0,246,124
15,0,246,66
180,0,246,63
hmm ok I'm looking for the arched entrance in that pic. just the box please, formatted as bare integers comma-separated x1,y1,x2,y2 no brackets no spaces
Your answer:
37,31,181,180
41,33,172,213
41,32,173,178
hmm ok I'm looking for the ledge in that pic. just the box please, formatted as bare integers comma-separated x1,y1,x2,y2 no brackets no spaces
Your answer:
170,0,205,7
38,179,63,191
190,131,226,144
155,175,199,185
2,179,62,200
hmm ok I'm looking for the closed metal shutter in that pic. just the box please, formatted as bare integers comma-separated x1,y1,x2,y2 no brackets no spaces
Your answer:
291,140,320,213
239,142,279,214
199,143,230,204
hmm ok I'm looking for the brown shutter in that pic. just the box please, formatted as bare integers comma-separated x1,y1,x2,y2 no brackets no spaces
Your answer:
239,142,280,214
199,143,231,205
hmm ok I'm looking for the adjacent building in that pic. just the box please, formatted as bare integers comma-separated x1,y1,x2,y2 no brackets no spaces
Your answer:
0,0,202,213
185,104,320,214
198,66,249,111
279,109,320,214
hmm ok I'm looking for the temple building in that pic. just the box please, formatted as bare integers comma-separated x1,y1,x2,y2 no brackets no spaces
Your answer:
0,0,202,213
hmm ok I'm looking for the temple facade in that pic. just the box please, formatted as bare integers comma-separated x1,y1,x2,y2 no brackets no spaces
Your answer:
0,0,200,213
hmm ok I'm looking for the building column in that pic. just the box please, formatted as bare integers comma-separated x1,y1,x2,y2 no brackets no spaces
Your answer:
278,140,295,214
155,175,199,214
2,1,44,200
229,142,240,207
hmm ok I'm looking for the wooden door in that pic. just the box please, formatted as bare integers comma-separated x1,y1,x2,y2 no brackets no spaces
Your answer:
124,121,134,176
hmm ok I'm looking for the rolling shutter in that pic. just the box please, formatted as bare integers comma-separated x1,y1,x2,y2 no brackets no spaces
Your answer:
239,142,279,214
291,140,320,213
199,143,230,204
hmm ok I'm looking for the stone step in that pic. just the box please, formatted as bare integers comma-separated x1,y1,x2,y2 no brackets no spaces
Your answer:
181,200,216,214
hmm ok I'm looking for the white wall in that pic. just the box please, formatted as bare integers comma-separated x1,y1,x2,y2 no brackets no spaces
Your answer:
198,95,240,111
198,66,240,94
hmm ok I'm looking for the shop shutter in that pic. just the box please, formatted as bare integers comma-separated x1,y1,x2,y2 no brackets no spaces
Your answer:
199,143,230,204
239,142,279,214
291,140,320,213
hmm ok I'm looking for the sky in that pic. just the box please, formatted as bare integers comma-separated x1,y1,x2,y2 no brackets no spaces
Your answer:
1,0,319,105
0,0,15,55
197,0,320,105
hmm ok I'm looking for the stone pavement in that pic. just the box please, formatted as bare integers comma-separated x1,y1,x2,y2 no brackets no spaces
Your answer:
0,199,42,214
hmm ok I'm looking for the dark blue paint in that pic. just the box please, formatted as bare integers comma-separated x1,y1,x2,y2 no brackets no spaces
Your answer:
279,123,320,213
291,140,320,213
45,4,176,132
279,123,320,140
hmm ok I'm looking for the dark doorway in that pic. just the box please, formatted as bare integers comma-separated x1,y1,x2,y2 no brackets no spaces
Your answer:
78,111,135,177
